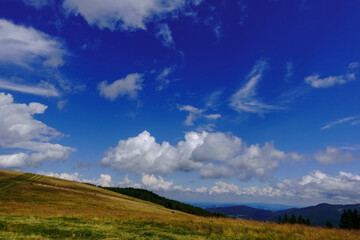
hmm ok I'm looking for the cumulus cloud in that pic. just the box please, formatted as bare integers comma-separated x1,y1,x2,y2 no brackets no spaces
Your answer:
270,171,360,202
101,130,204,175
321,116,360,130
63,0,202,31
0,92,75,168
38,171,81,181
156,24,174,48
313,146,356,164
229,60,281,114
0,78,60,97
0,19,65,68
155,66,175,91
305,62,359,88
209,181,240,195
101,130,298,181
39,169,360,203
39,172,116,187
141,174,174,190
98,73,143,101
206,170,360,203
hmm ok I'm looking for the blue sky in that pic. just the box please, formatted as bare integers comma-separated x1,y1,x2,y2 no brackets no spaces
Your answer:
0,0,359,206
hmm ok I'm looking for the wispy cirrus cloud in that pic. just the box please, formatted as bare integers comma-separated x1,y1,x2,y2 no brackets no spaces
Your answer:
0,19,66,68
178,104,221,126
155,66,175,91
305,62,359,88
285,61,294,80
0,78,60,97
178,105,204,126
321,115,360,130
156,23,175,49
229,60,282,115
22,0,54,9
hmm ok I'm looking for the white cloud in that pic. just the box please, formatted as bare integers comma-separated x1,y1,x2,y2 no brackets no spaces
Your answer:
178,104,221,126
155,66,175,91
63,0,201,31
321,116,360,130
38,171,81,181
0,19,65,68
305,62,359,88
0,78,60,97
205,114,221,120
101,130,204,175
38,169,360,203
156,24,174,48
206,170,360,203
98,73,143,101
194,135,288,180
313,146,356,164
57,100,67,110
352,120,360,126
0,92,75,168
141,174,173,190
101,130,298,181
275,171,360,202
205,90,223,109
178,105,204,126
229,60,281,114
209,181,240,195
213,23,221,39
22,0,54,9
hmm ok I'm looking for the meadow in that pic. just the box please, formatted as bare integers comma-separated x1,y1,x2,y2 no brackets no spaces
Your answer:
0,170,359,240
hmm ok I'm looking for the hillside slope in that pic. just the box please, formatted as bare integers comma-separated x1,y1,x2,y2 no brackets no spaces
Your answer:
1,170,359,240
103,187,224,217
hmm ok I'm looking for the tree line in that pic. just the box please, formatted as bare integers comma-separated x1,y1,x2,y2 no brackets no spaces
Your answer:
278,214,311,226
340,208,360,230
103,187,225,218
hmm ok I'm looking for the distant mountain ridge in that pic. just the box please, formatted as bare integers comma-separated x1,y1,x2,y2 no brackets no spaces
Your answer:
207,203,360,227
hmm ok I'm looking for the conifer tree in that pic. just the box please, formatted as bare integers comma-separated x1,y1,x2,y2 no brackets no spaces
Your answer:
326,220,333,229
290,214,297,224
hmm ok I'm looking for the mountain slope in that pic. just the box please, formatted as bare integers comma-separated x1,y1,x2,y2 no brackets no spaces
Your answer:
1,170,359,240
207,205,273,220
207,203,360,227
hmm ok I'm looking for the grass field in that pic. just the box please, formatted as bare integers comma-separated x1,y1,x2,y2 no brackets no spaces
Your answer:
0,170,359,240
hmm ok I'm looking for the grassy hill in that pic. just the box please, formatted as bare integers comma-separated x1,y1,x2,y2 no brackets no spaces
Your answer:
103,187,224,217
0,170,359,240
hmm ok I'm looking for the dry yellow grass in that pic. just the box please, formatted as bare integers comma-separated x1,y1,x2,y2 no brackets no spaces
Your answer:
0,170,359,240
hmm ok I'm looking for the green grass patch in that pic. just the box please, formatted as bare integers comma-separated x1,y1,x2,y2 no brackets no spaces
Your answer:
0,173,42,191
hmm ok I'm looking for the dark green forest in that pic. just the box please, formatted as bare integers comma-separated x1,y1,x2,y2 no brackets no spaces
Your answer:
103,187,224,218
340,209,360,230
278,214,311,226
